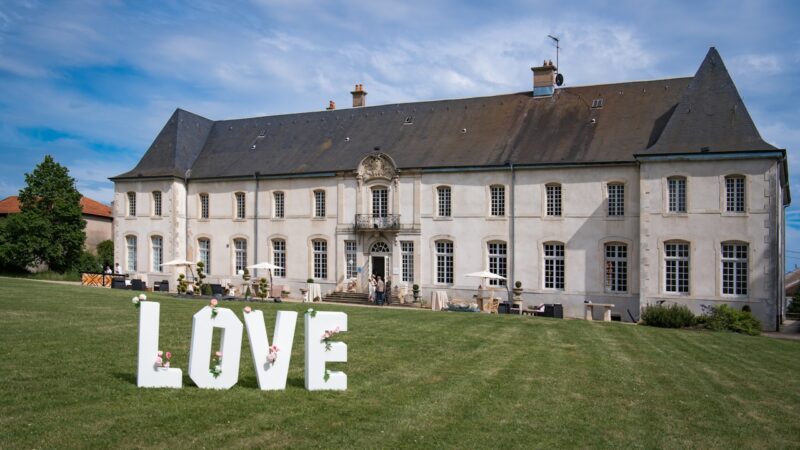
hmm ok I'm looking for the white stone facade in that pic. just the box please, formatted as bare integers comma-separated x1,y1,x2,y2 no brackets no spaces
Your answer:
113,152,786,330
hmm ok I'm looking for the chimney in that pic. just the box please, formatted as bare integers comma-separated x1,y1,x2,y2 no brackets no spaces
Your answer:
531,60,556,97
326,100,336,111
351,83,367,107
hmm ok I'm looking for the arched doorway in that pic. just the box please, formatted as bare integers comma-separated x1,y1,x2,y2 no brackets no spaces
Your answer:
369,240,391,281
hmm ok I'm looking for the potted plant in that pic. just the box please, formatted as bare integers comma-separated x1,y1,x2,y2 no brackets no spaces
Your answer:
242,268,252,301
412,283,420,302
195,261,207,296
281,287,290,299
177,273,189,295
513,280,523,306
257,277,269,302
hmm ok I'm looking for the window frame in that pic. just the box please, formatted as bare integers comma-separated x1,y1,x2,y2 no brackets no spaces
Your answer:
127,192,136,217
543,242,565,290
489,185,506,217
313,190,326,218
607,182,624,217
663,241,690,295
721,241,748,296
271,238,286,278
487,241,507,286
152,191,162,217
199,193,210,219
371,186,389,218
545,183,562,217
436,186,452,218
198,238,211,275
604,242,628,293
234,192,246,220
126,235,137,272
233,238,247,274
345,240,358,279
666,176,687,214
724,175,746,213
273,191,285,219
312,239,328,279
401,241,414,283
151,235,163,272
435,240,454,285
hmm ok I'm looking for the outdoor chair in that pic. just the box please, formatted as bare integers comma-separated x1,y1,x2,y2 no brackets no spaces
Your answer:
111,279,127,290
131,279,146,291
156,280,169,292
210,284,225,296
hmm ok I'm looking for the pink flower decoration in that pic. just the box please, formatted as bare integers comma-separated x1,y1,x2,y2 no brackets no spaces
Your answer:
215,351,222,357
244,306,252,313
155,356,163,364
210,299,218,307
164,362,170,368
157,350,163,357
165,352,172,359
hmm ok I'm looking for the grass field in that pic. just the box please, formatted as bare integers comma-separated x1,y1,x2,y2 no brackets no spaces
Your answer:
1,278,799,449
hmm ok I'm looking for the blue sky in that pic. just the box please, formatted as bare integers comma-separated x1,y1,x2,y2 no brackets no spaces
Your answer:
0,0,798,267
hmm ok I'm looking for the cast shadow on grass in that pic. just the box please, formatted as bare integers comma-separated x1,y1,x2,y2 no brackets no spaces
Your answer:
113,372,137,386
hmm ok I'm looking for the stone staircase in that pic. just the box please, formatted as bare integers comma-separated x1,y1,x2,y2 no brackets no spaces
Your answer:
322,291,419,308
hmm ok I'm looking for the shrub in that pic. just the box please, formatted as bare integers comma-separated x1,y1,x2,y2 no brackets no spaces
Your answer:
445,304,479,313
515,280,522,288
700,304,761,336
641,304,696,328
73,251,101,273
201,284,212,296
96,240,114,268
787,295,800,314
307,278,314,283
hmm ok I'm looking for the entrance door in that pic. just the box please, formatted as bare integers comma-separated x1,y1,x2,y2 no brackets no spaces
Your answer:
371,256,385,280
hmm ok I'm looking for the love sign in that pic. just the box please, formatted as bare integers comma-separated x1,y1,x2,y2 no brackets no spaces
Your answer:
136,301,347,391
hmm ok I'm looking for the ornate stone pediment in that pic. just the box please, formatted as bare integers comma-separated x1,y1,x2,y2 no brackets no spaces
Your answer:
356,153,397,182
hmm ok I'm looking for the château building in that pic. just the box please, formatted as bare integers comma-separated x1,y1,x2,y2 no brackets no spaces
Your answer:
111,48,790,329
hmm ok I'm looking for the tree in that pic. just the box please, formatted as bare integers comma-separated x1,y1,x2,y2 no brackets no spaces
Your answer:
0,155,85,272
96,240,114,267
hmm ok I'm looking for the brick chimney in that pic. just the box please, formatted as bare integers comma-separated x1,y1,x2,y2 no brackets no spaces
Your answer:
326,100,336,111
531,60,556,97
351,84,367,107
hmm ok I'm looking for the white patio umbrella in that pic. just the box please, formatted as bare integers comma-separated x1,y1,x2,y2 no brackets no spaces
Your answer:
246,262,283,271
162,259,196,266
464,270,506,281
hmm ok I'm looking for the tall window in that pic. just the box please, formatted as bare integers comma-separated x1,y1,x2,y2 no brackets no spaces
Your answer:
664,242,689,294
604,243,627,293
546,184,562,216
272,239,285,277
313,239,327,279
314,190,326,217
725,176,745,213
401,241,414,283
152,191,162,217
235,192,246,219
234,238,247,274
722,242,748,296
151,236,163,272
543,243,565,289
490,185,505,217
345,240,357,279
372,187,388,217
487,242,507,286
435,240,454,284
199,193,209,219
198,238,211,274
127,192,136,217
607,183,624,216
667,177,686,213
273,191,284,218
437,186,451,217
126,235,137,272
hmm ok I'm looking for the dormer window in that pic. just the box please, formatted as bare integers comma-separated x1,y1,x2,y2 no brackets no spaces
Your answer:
591,98,604,108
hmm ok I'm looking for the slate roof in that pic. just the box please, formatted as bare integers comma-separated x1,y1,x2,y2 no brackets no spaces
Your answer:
0,195,112,218
112,48,778,181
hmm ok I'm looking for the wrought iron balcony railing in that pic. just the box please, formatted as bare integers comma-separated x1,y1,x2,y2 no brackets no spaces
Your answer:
354,214,400,231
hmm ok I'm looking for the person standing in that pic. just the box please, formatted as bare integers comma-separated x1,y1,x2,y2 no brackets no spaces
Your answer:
114,263,121,274
376,276,385,306
368,274,377,303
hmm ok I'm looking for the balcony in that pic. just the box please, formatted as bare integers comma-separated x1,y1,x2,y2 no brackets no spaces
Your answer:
355,214,400,231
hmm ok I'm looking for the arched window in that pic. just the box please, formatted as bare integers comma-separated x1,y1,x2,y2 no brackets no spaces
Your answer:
721,241,748,296
198,238,211,274
435,240,454,284
604,242,627,292
272,239,285,277
664,240,689,294
546,183,562,216
370,241,391,253
487,241,507,285
312,239,327,279
125,235,137,272
151,235,163,272
543,242,565,289
234,238,247,273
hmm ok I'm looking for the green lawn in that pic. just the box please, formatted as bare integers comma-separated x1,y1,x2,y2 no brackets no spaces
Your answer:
1,278,799,449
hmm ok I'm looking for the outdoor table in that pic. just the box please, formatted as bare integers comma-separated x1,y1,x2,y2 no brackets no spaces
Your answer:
431,290,449,311
584,302,615,321
306,283,321,303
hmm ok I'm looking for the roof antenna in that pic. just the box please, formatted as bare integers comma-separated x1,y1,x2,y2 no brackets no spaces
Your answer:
547,35,564,86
